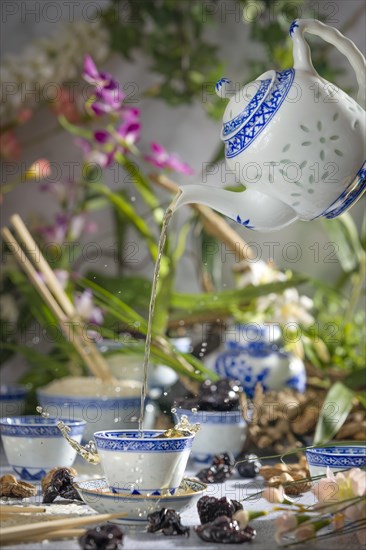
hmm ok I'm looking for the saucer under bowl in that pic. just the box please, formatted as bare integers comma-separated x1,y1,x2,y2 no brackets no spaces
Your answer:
306,442,366,477
74,477,207,524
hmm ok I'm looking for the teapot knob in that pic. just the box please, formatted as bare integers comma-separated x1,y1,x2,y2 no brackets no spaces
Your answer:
215,78,235,99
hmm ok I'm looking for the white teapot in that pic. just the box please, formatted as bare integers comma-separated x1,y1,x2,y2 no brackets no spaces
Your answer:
178,19,365,232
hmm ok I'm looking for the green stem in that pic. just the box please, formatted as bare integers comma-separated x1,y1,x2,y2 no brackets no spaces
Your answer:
344,254,366,325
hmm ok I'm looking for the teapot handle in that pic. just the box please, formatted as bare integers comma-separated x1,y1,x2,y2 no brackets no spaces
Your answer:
290,19,366,108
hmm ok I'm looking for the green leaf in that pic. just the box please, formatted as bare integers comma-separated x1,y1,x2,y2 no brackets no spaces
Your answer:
85,272,151,311
79,277,147,330
115,153,161,214
172,222,191,264
321,214,364,273
361,211,366,251
344,369,366,390
356,392,366,409
58,115,92,139
152,258,174,335
78,279,217,382
87,182,158,261
313,382,354,445
171,274,308,314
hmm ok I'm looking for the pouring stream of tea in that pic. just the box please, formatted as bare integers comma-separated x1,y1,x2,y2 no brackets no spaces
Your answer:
138,191,182,432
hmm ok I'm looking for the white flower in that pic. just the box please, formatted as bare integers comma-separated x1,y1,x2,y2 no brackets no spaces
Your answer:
258,288,314,327
236,260,285,288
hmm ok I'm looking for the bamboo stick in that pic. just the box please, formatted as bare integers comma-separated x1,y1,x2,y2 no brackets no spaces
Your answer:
0,512,125,545
150,174,256,262
11,214,77,318
1,227,111,381
0,505,46,515
10,214,113,382
0,529,86,546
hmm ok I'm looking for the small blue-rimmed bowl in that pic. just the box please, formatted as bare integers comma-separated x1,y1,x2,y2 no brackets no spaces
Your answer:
0,415,86,480
176,409,247,465
93,429,195,496
306,443,366,477
37,384,141,443
0,385,27,417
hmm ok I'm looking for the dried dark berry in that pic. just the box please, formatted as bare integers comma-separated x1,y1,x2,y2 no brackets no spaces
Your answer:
147,508,189,536
79,524,123,550
196,464,233,484
42,467,81,503
197,496,242,524
236,453,262,479
195,515,257,544
212,452,235,468
198,378,242,411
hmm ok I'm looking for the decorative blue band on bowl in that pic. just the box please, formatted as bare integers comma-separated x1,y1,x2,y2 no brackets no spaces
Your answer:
94,430,194,452
306,446,366,468
0,385,27,400
178,409,244,425
111,486,177,496
12,466,47,481
37,392,141,410
0,416,85,437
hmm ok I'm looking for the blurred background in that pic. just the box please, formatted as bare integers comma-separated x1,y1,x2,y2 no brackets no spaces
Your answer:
1,0,365,392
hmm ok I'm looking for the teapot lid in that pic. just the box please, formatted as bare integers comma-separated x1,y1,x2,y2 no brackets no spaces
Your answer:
217,70,276,140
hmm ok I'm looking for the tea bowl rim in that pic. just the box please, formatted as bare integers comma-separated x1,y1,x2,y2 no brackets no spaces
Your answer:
0,415,86,428
93,428,196,442
0,384,28,399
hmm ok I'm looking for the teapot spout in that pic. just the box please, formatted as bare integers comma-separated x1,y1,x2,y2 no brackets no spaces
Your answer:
176,185,299,232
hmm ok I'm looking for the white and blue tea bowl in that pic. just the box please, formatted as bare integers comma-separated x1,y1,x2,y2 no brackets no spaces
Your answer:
0,415,85,480
176,409,247,465
0,385,27,417
37,384,141,443
306,443,366,477
93,429,195,496
206,341,306,397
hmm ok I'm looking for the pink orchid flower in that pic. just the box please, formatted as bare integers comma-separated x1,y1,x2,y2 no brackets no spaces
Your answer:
145,142,194,175
75,137,115,168
83,55,124,115
74,289,104,325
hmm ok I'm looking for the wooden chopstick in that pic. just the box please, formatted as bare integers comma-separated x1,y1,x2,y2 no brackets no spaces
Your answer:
0,512,125,545
1,528,86,546
0,505,46,515
10,215,113,382
11,214,76,318
1,219,113,382
1,227,105,380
